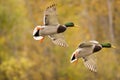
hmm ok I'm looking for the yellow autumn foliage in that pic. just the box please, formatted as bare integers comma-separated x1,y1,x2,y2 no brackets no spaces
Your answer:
0,0,120,80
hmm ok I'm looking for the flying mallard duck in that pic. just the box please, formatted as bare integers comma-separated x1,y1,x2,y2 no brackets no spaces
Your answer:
33,4,77,47
70,40,115,72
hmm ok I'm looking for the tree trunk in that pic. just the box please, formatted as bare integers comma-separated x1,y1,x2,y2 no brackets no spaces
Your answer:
107,0,115,42
81,0,96,40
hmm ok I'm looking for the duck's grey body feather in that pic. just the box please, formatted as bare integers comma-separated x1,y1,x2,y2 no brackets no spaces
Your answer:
39,25,59,36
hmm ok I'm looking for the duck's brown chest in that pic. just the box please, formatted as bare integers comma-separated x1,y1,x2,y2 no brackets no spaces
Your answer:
57,25,66,33
93,45,102,53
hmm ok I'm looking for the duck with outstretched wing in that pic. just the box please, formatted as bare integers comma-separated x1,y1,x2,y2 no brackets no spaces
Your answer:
33,4,78,47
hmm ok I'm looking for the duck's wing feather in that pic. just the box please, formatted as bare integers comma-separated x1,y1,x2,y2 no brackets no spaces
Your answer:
78,42,94,48
82,54,97,72
89,40,99,44
43,4,59,26
48,34,68,47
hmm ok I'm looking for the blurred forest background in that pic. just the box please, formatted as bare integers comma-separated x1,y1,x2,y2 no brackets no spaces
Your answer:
0,0,120,80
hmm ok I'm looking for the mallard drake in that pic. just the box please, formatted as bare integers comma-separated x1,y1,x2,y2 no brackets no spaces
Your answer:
33,4,77,47
70,40,115,72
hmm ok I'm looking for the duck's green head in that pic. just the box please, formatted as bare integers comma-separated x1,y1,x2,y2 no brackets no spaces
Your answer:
64,22,74,27
100,43,115,48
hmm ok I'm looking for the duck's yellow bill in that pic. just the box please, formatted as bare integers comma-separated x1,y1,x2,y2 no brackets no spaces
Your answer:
74,24,80,27
112,45,116,48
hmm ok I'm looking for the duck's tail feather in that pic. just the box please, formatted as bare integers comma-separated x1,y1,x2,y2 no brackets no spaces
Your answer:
70,52,78,64
33,36,44,43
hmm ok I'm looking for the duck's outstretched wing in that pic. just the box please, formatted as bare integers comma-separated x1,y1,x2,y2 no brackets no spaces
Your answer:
82,54,97,72
43,4,59,26
48,34,68,47
78,42,93,48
